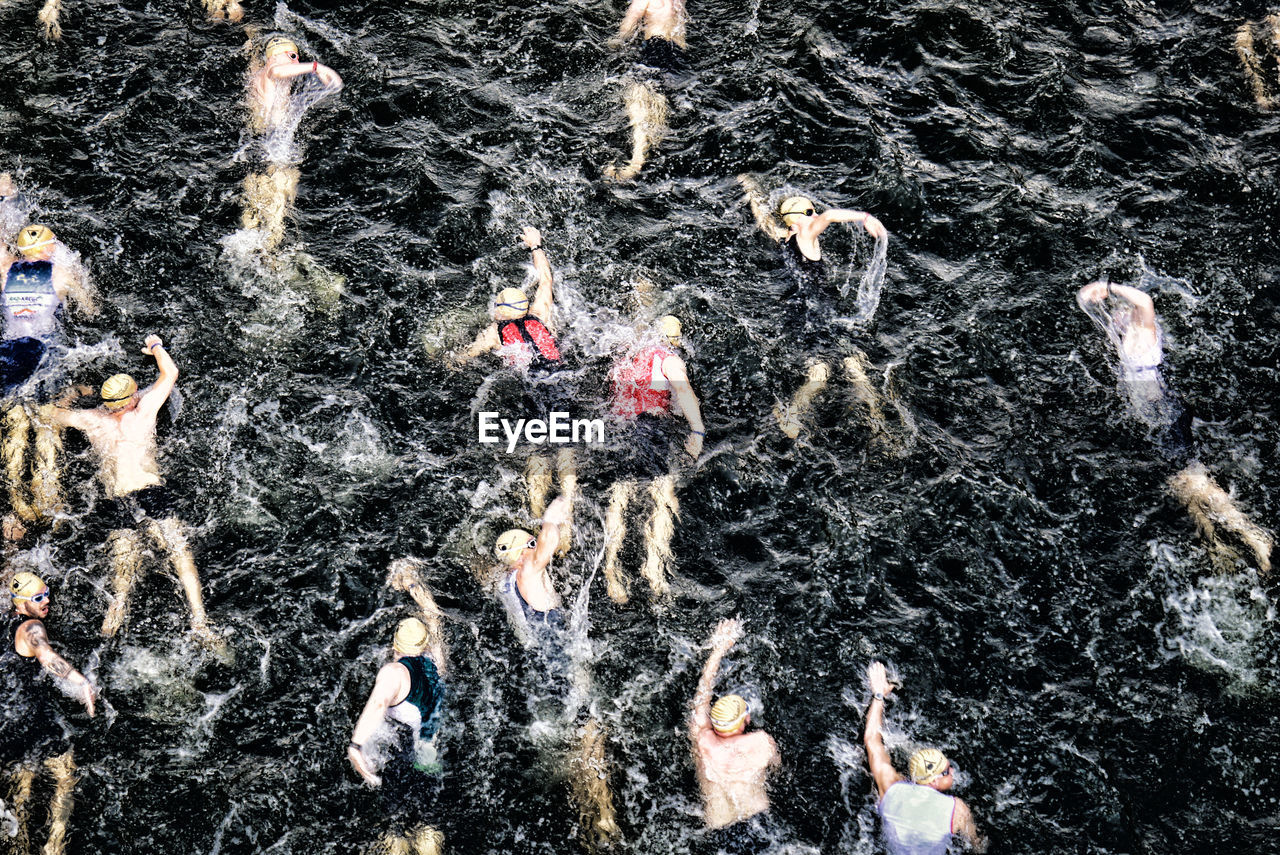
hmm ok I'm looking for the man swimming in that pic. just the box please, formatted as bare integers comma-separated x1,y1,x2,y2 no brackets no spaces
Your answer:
738,174,892,440
3,572,96,855
348,615,447,855
602,315,704,601
50,335,217,641
455,229,576,552
864,661,986,855
492,494,570,645
1077,279,1273,572
689,618,780,833
250,36,343,133
604,0,688,181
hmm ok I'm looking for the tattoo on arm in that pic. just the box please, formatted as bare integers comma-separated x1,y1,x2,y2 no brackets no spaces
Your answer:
45,654,73,679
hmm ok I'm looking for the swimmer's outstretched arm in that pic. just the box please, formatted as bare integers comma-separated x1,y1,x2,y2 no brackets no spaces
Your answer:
611,0,650,46
348,663,407,787
660,354,705,458
952,799,988,853
52,260,98,317
523,228,556,330
689,618,742,741
810,208,886,241
451,323,500,367
864,662,902,799
267,58,343,90
136,335,178,421
1107,283,1157,329
737,174,788,242
529,495,570,573
19,620,96,717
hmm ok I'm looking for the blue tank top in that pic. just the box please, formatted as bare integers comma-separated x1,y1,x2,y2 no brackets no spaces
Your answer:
4,260,61,340
877,781,955,855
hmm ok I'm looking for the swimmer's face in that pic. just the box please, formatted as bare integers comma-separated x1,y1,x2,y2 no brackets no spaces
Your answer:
932,764,955,791
16,586,50,619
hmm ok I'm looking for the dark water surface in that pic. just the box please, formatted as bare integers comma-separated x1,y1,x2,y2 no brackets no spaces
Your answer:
2,0,1279,852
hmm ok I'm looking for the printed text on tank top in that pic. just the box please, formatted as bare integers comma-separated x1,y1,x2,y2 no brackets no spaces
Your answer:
3,260,61,340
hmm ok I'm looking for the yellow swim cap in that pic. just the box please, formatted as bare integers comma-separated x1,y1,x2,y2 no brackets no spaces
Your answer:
10,571,47,603
710,694,748,735
15,224,55,255
494,528,536,565
265,37,299,60
779,196,815,226
494,288,530,320
658,315,682,347
100,374,138,411
393,617,429,656
908,748,950,784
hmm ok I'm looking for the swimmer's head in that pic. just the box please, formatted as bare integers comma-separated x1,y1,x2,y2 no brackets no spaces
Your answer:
265,37,299,61
16,225,56,256
10,572,48,607
908,748,952,785
710,694,749,735
779,196,815,227
658,315,682,348
494,528,536,565
494,288,530,321
393,617,429,657
100,374,138,411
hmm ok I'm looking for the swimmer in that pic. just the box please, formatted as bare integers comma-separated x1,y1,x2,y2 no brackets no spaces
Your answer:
0,208,98,540
738,175,891,440
50,335,219,643
492,494,570,645
455,229,576,552
250,37,343,133
1235,14,1280,109
689,618,780,830
1077,280,1272,573
4,572,97,855
603,315,704,601
202,0,244,23
603,0,687,181
864,662,986,855
348,616,447,855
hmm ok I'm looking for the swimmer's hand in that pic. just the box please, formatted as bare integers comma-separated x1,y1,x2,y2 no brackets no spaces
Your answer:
0,173,15,197
78,678,96,718
607,36,626,50
316,65,343,91
543,495,570,527
142,334,163,355
348,744,382,788
863,215,887,241
684,431,703,459
868,661,893,698
521,227,542,250
1079,281,1109,303
710,617,743,650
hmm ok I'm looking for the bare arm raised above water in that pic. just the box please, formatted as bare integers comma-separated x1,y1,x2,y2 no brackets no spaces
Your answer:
738,174,788,242
523,228,556,329
690,618,742,741
136,335,178,422
806,208,886,241
864,661,903,799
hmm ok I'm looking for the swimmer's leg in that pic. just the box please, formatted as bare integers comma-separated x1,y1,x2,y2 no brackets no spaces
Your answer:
4,403,36,526
603,481,634,604
843,350,885,424
367,833,412,855
1236,22,1272,109
242,166,300,251
555,448,576,556
640,473,678,597
604,81,668,183
148,518,217,640
37,0,62,41
30,405,64,524
526,454,552,519
385,558,448,673
41,750,76,855
1168,462,1274,573
101,529,144,638
567,715,621,852
775,361,831,440
407,825,445,855
8,765,35,855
